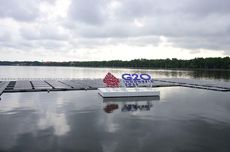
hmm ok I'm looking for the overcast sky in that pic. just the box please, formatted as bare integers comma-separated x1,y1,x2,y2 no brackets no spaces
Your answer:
0,0,229,61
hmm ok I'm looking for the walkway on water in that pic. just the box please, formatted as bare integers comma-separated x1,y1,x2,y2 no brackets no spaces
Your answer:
0,78,230,97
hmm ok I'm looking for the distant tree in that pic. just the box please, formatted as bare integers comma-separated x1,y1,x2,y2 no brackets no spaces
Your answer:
0,57,229,69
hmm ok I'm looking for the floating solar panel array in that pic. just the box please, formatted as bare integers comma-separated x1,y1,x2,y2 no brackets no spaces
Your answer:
0,78,230,97
0,81,9,96
154,78,230,91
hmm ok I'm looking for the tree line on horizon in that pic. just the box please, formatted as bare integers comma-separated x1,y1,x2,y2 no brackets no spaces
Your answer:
0,57,229,69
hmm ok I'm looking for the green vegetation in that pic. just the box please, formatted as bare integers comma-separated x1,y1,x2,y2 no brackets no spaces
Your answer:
0,57,230,69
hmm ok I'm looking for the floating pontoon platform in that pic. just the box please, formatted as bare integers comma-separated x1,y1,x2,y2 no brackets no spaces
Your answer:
98,88,160,98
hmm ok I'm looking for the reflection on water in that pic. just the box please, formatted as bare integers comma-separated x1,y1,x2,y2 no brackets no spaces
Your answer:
192,69,230,80
104,104,119,113
0,88,230,151
121,101,153,112
101,96,160,113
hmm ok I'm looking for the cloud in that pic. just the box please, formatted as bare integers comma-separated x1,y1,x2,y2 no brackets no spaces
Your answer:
183,0,230,16
67,0,230,43
68,0,107,25
0,0,229,61
0,28,12,42
65,0,230,55
20,23,71,41
0,0,40,21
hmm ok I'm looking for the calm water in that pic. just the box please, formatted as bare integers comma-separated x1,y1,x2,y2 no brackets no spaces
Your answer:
0,66,230,152
0,88,230,152
0,66,230,81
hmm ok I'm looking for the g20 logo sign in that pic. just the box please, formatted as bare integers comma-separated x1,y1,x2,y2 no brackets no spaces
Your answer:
122,73,152,81
122,73,152,87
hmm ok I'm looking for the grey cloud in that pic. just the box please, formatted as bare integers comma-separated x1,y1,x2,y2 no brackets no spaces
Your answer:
38,40,70,50
68,12,230,47
1,25,70,52
169,36,230,53
68,0,230,38
70,36,160,49
183,0,230,16
0,30,12,42
66,0,230,53
1,0,230,61
69,0,107,25
0,0,40,21
117,0,230,19
20,24,70,41
0,38,70,53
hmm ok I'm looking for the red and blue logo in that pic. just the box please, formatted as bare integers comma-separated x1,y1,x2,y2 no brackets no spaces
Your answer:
103,72,120,87
103,72,153,87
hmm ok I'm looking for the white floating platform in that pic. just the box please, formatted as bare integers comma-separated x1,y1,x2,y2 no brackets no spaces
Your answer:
98,87,160,98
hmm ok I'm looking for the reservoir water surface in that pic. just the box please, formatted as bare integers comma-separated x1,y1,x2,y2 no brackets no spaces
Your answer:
0,66,230,152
